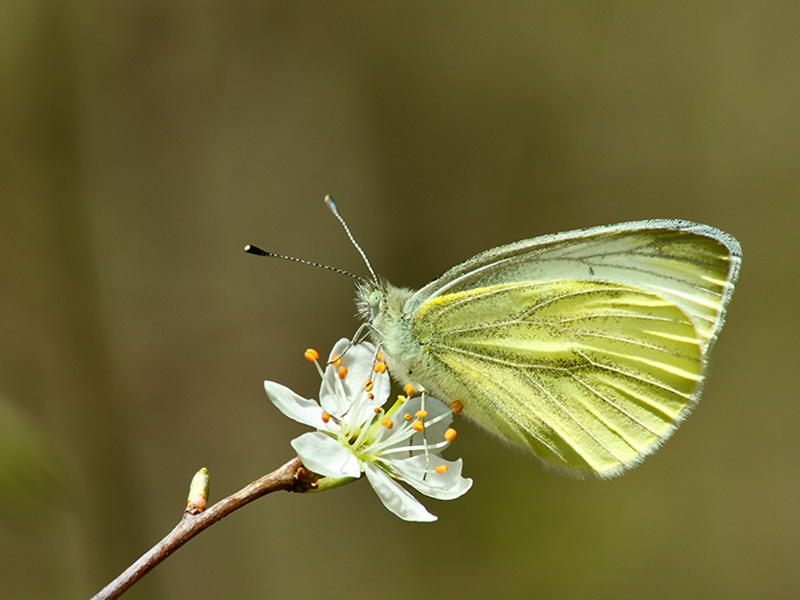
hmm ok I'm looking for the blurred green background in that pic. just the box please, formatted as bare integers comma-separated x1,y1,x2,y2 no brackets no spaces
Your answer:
2,2,797,599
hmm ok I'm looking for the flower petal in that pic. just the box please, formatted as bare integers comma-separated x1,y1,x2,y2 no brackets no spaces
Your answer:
264,381,326,429
291,432,361,479
321,339,390,415
332,339,375,394
319,339,352,416
364,462,437,522
389,456,473,500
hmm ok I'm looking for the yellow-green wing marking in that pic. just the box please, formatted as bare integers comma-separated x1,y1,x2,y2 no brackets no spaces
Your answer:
411,280,700,475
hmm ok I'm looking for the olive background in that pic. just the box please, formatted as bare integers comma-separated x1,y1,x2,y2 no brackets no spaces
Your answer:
1,3,797,599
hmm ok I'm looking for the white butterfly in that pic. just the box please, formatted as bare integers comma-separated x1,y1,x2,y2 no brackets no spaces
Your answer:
249,200,741,478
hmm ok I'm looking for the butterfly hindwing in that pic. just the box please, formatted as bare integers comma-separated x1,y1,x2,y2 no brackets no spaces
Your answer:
411,280,701,474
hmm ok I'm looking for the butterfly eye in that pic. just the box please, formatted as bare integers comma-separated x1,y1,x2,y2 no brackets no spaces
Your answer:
368,289,383,314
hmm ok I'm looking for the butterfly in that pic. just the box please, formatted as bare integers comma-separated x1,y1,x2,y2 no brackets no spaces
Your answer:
248,198,741,478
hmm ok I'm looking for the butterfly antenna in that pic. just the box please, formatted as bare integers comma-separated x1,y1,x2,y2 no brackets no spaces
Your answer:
325,195,380,285
243,245,367,284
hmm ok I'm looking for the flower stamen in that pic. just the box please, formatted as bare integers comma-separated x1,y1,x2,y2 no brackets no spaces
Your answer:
450,400,464,414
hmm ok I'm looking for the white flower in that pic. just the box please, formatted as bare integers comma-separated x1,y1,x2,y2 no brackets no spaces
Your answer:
264,338,472,522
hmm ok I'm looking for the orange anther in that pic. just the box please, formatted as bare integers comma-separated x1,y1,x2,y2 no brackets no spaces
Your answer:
435,465,448,474
365,379,374,392
376,350,383,361
412,420,424,432
404,413,413,422
330,354,342,366
449,400,464,414
414,409,428,418
444,428,457,442
338,366,348,379
404,383,416,398
373,361,386,374
304,348,320,362
321,411,331,423
381,417,393,429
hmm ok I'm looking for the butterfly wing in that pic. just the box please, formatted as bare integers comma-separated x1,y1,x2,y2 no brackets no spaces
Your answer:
406,221,740,477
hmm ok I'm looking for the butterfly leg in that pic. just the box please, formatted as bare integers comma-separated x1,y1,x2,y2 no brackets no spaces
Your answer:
416,386,431,480
333,324,372,363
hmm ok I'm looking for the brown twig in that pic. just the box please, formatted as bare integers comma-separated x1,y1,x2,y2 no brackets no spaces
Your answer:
90,457,309,600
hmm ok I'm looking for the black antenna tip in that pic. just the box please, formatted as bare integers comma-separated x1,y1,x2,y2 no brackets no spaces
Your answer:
244,244,267,256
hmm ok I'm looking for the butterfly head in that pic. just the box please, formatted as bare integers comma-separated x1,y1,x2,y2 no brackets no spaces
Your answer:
356,280,414,344
355,281,389,330
355,281,382,318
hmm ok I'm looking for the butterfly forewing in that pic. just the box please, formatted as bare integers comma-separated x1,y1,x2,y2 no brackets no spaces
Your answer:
403,222,740,476
408,221,739,352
